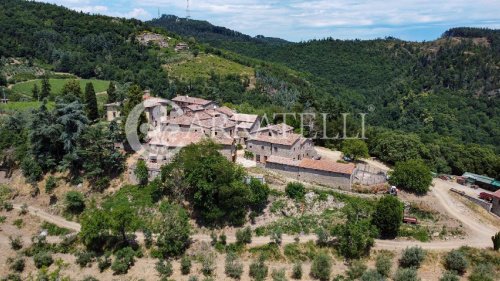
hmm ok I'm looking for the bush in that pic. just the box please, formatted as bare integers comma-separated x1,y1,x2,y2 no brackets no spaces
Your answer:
444,250,467,275
249,256,268,281
361,269,386,281
439,271,459,281
155,259,173,278
143,228,153,249
3,201,14,211
97,254,111,272
111,247,136,274
65,191,85,214
271,228,283,245
468,264,495,281
13,218,23,229
389,160,432,195
310,252,332,281
45,176,57,193
315,227,330,246
8,257,25,272
19,203,28,215
393,268,420,281
236,227,252,245
75,251,95,267
188,276,199,281
41,221,71,236
9,236,23,250
200,251,216,276
225,252,243,279
181,255,192,275
135,159,149,186
375,253,393,277
292,262,302,279
346,260,367,280
399,246,426,268
272,268,288,281
492,231,500,251
33,251,54,268
372,196,403,238
286,182,305,200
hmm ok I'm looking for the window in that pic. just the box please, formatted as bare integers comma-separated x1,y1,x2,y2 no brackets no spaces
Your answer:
261,145,264,150
256,155,261,162
274,147,278,152
113,112,116,118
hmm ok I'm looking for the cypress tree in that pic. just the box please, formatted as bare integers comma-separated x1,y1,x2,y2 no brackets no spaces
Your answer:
107,81,117,103
32,83,40,101
40,76,51,99
84,82,99,121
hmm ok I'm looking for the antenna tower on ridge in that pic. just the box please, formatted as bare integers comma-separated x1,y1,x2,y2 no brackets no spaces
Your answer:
186,0,191,19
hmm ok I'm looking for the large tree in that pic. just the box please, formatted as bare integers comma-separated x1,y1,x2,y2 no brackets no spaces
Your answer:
390,159,433,195
32,83,40,101
40,76,51,100
61,79,82,101
84,82,99,121
106,81,117,103
372,195,404,238
341,139,369,161
155,202,191,257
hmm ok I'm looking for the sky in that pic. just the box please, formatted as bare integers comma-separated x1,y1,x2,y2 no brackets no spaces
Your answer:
39,0,500,42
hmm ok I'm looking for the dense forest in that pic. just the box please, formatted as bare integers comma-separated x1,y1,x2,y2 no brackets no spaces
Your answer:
0,1,498,178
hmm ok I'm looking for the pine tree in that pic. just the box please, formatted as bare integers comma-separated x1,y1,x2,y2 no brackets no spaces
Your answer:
107,81,117,103
32,83,40,101
84,82,99,121
40,76,51,100
61,80,82,102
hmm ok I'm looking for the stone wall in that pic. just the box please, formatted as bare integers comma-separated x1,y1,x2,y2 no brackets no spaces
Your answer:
492,198,500,217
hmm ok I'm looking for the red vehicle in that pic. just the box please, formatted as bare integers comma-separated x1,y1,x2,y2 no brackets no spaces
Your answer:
403,217,418,224
479,192,494,203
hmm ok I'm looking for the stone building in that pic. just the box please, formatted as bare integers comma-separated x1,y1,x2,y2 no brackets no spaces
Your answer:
172,95,217,112
492,190,500,217
265,155,356,190
104,102,121,122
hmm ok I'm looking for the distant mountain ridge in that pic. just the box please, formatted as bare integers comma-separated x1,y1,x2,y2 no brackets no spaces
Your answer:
149,15,290,45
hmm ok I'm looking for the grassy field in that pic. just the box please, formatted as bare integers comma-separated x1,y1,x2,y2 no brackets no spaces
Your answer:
0,101,55,112
164,54,254,81
11,78,110,97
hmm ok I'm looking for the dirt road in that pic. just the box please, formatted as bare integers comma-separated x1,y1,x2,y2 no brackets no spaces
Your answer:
4,180,499,250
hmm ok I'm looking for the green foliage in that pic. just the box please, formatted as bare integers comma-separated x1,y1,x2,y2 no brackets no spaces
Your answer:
271,268,288,281
310,252,332,281
342,139,369,160
64,191,85,214
156,259,173,278
106,82,117,103
45,176,57,193
135,159,149,186
21,156,43,183
492,232,500,251
361,269,386,281
181,255,192,275
468,264,495,281
371,133,428,164
292,262,302,279
439,271,459,281
40,76,51,100
444,250,468,275
236,227,252,245
41,221,70,236
97,254,111,272
111,247,136,274
33,251,54,268
335,214,377,260
225,252,243,279
9,236,23,250
389,159,433,195
372,196,404,238
346,260,367,280
393,268,420,281
200,251,216,276
249,256,268,281
75,251,95,268
8,256,25,273
156,202,191,257
399,247,426,269
375,253,393,277
13,218,23,229
285,182,306,200
84,82,98,121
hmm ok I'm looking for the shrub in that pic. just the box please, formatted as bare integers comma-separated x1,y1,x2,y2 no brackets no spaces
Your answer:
249,256,268,281
468,264,495,281
225,252,243,279
3,201,14,211
111,247,136,274
9,236,23,250
361,269,386,281
200,251,216,276
19,203,28,215
97,254,111,272
272,268,288,281
439,271,459,281
143,228,153,249
372,195,403,238
41,221,70,236
236,227,252,245
492,231,500,251
181,255,192,275
389,159,432,195
393,268,420,281
65,191,85,214
444,250,468,275
286,182,305,200
310,252,332,281
346,260,367,280
271,228,283,245
75,251,95,267
13,218,23,229
315,227,330,246
399,246,426,268
375,253,393,277
8,257,25,272
292,262,302,279
33,251,54,268
45,176,57,193
188,276,199,281
219,233,227,245
135,159,149,186
156,259,173,278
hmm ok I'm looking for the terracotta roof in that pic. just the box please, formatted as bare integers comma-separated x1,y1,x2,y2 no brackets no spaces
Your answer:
299,158,355,175
231,113,258,123
186,104,205,111
215,106,235,117
237,122,255,130
149,131,204,147
163,115,195,126
211,135,234,145
172,95,212,106
143,97,170,108
250,132,302,146
193,117,236,129
259,123,294,133
493,189,500,200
